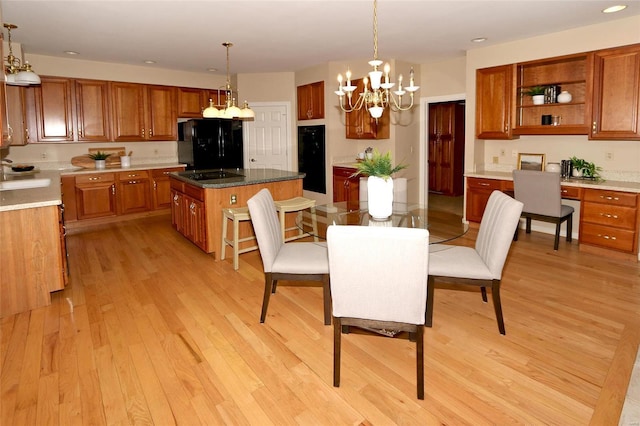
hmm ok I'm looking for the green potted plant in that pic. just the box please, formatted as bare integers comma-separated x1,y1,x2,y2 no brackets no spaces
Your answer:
88,151,111,169
524,85,546,105
352,149,407,219
570,156,602,179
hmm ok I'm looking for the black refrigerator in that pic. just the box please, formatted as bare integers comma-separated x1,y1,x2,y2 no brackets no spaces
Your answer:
178,119,243,170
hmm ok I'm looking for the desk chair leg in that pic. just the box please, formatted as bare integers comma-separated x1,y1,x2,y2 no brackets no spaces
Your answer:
525,217,532,234
416,326,424,400
554,221,561,250
567,215,573,242
491,279,506,335
322,275,331,325
425,276,435,327
333,317,342,387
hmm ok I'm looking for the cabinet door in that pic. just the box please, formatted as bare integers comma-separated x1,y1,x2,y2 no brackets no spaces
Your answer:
475,65,517,139
5,86,27,145
145,85,177,141
110,82,146,141
184,195,206,250
297,81,325,120
118,180,152,214
465,178,504,222
177,87,206,118
171,189,185,232
75,79,111,142
590,44,640,140
0,34,7,147
75,175,117,220
332,167,360,206
344,79,390,139
153,168,184,209
27,77,75,142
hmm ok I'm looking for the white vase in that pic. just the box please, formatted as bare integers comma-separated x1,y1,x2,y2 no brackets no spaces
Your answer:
367,176,394,220
95,159,106,169
572,167,583,177
532,95,545,105
557,91,572,103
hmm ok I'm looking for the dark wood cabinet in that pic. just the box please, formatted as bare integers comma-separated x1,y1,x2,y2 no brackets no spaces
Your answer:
117,170,152,215
332,166,360,206
475,65,517,139
590,43,640,140
74,79,111,142
177,87,206,118
428,102,465,196
465,177,505,222
297,81,324,120
170,183,207,251
74,173,117,220
152,167,184,209
5,85,27,145
344,79,390,139
26,77,75,142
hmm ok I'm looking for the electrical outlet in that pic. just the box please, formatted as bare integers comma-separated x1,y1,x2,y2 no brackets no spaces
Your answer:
512,150,518,158
492,156,499,164
41,152,47,159
605,152,614,161
500,149,505,157
230,194,237,204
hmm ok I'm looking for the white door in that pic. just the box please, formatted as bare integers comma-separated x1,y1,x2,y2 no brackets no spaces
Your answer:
244,103,292,171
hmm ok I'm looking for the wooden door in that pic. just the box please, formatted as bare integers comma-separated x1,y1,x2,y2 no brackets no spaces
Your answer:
75,79,111,142
110,82,145,141
28,77,75,142
428,102,464,196
145,85,177,140
475,65,517,139
590,44,640,140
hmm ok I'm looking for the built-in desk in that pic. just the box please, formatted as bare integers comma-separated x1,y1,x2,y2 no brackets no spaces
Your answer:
465,172,640,260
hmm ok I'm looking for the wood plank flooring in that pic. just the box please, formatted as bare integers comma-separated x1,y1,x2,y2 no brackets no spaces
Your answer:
2,213,639,425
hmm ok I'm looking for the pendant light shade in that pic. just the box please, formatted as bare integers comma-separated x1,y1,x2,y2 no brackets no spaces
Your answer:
3,23,41,86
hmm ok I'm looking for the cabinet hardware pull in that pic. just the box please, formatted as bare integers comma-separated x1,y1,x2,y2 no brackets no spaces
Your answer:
141,128,145,137
154,182,157,190
600,213,619,219
600,195,620,201
479,183,490,186
592,121,597,132
149,129,153,137
598,234,617,240
89,177,100,181
78,129,83,138
127,174,138,177
111,184,115,195
128,180,138,184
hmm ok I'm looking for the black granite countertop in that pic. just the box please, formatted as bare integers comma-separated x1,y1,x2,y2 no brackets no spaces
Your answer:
170,168,305,189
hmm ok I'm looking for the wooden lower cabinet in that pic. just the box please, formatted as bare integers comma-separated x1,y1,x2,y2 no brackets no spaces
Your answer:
62,166,185,223
333,166,360,205
170,177,303,257
465,177,505,222
1,205,66,318
579,189,638,254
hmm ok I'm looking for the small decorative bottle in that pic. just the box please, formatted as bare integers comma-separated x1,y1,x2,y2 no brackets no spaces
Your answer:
557,91,572,103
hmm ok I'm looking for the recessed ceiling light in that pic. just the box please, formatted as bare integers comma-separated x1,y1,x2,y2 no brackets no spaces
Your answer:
602,5,627,13
64,51,79,55
143,60,156,64
207,68,218,72
471,37,487,43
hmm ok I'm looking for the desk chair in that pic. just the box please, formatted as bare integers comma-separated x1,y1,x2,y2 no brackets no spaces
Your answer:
327,225,430,399
513,169,574,250
428,191,523,335
247,189,331,325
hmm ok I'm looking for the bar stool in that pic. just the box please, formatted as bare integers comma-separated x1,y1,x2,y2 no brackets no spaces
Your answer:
220,206,258,270
274,197,319,242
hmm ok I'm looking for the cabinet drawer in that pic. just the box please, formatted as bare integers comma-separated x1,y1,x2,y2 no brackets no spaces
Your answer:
560,186,582,200
583,189,637,207
184,184,204,201
582,202,637,230
152,167,183,178
333,166,358,178
580,223,636,253
467,177,503,191
75,173,115,185
117,170,149,181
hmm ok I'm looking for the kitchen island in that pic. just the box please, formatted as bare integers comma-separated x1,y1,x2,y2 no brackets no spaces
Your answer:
169,168,304,257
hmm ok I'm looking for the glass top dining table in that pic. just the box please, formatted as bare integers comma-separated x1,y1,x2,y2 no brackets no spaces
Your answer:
295,201,469,245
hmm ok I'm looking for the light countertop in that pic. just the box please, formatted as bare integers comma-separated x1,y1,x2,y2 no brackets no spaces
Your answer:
59,163,186,176
0,170,63,212
466,171,640,193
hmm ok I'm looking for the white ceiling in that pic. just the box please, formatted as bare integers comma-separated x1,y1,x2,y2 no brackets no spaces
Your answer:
2,1,639,76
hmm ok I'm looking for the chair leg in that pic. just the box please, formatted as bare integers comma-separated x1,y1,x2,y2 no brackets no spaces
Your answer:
566,215,573,242
481,286,488,303
554,221,561,250
425,276,435,327
525,217,532,234
333,317,341,387
322,275,332,325
491,279,505,335
233,216,241,269
416,326,424,400
220,214,228,261
260,273,274,323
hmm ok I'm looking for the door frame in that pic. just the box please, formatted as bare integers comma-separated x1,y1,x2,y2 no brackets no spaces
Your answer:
242,101,293,171
419,93,466,205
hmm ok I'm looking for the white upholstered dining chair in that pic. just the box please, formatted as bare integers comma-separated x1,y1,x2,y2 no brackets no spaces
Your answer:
512,169,574,250
327,225,430,399
427,190,523,335
247,189,331,325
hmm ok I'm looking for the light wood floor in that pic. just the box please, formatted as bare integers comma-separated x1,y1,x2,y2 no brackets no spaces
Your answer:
2,214,639,425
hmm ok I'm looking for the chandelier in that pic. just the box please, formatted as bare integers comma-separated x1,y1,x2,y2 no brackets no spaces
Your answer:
202,42,254,120
3,23,41,86
335,0,419,119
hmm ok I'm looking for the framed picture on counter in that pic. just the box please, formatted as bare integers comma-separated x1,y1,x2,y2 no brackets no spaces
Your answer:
518,153,545,171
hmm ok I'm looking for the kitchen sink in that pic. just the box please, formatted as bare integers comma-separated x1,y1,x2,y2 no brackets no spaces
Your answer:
0,178,52,191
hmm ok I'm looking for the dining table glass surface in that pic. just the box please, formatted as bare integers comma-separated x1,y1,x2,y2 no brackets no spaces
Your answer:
295,201,468,245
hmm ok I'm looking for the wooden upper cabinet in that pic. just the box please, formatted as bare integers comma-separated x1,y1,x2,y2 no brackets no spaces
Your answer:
5,86,27,145
297,81,324,120
475,64,517,140
27,77,75,142
344,78,389,139
110,82,176,141
590,43,640,140
74,79,111,142
177,87,206,118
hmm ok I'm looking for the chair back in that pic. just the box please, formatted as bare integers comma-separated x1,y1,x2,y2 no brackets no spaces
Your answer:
475,191,524,280
513,169,562,216
247,189,283,273
327,225,429,325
